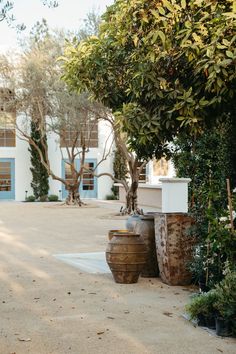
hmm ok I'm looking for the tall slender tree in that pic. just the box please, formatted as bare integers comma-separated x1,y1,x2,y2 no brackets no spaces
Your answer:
29,120,49,200
25,20,50,200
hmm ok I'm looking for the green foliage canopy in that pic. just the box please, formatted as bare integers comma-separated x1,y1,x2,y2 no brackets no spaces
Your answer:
62,0,236,158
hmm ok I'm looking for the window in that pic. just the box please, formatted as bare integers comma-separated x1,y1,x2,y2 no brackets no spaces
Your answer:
0,88,15,147
60,120,98,148
82,162,94,191
64,163,74,189
0,161,11,191
0,126,15,147
153,158,169,176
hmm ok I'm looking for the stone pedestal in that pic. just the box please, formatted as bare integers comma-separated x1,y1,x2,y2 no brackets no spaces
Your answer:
154,213,195,285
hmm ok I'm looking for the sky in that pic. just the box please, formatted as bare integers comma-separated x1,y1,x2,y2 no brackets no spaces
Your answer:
0,0,114,52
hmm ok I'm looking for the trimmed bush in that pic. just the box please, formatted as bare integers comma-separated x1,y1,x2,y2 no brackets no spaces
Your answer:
48,194,59,202
26,195,36,202
106,194,118,200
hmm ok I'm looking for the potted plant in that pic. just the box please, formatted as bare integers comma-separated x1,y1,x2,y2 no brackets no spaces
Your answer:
186,290,218,328
188,244,210,292
213,270,236,337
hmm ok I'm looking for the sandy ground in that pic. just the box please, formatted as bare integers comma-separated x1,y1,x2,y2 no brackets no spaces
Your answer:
0,200,235,354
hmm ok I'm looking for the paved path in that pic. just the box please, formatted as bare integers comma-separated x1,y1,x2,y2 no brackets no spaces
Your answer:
0,201,235,354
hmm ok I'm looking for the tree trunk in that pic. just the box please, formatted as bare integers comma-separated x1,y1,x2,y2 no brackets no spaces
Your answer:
125,180,140,214
65,184,84,206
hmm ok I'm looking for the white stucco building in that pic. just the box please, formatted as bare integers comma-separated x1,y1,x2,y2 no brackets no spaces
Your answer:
0,88,175,203
0,106,114,201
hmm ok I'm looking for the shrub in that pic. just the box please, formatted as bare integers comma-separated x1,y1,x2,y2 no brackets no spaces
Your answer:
213,271,236,322
26,195,36,202
106,194,118,200
48,194,59,202
186,290,218,321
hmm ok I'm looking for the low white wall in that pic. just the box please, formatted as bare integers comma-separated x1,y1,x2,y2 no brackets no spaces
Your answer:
117,178,191,212
117,183,162,209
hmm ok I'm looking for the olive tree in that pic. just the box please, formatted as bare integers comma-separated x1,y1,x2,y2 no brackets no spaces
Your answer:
0,27,113,205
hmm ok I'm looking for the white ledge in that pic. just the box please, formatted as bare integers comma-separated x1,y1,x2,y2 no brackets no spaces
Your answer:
114,183,162,189
137,183,162,189
159,178,191,184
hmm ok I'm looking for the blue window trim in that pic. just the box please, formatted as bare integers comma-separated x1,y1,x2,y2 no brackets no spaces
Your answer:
0,158,15,200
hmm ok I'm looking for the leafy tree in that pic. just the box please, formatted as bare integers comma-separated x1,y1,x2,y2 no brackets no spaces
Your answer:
63,0,236,156
62,0,236,213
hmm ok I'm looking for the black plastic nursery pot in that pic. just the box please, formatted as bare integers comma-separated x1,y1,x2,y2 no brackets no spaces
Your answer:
215,317,232,337
197,314,216,329
197,314,207,327
205,316,216,330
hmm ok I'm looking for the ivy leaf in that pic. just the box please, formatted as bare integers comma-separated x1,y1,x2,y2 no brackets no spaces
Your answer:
157,31,166,46
133,35,139,47
162,0,174,12
158,7,166,16
181,0,186,9
150,9,160,19
149,52,155,63
226,50,234,58
185,21,191,29
151,31,159,44
222,38,230,46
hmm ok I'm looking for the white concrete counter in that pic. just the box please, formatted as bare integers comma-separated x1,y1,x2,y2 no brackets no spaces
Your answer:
116,177,191,212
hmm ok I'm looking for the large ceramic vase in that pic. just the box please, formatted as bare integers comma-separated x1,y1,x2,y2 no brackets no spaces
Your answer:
134,214,159,277
106,231,147,284
108,229,130,241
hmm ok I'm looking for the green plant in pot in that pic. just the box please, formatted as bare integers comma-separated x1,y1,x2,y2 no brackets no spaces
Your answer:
188,243,210,292
213,270,236,337
186,290,218,329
